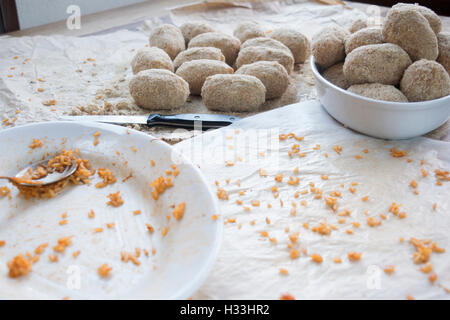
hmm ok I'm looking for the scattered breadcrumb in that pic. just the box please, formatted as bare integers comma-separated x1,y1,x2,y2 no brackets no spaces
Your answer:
29,139,43,149
98,264,112,278
390,148,407,157
348,252,362,261
7,254,32,278
217,188,229,200
280,293,295,300
310,254,323,263
279,268,289,275
95,168,116,188
0,186,10,198
172,202,186,220
151,176,174,200
384,265,395,274
106,191,124,207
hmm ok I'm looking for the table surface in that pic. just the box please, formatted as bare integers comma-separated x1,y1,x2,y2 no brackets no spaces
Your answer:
4,0,449,141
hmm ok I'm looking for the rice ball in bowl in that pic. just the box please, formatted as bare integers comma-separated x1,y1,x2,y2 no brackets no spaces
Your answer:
311,57,450,140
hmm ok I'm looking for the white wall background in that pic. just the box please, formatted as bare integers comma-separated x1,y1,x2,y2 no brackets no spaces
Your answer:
16,0,148,29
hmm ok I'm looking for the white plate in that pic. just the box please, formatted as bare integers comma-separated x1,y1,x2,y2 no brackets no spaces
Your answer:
0,122,222,299
311,58,450,140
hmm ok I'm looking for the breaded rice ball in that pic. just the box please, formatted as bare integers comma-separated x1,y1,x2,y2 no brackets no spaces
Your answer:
269,28,310,64
400,59,450,102
236,61,289,99
312,26,350,69
175,59,233,95
348,83,408,102
173,47,225,69
437,33,450,74
201,74,266,112
382,7,438,61
235,46,294,74
322,62,350,89
179,22,215,45
345,27,383,55
131,48,174,74
129,69,189,110
149,24,185,60
189,32,241,65
343,43,412,85
241,37,290,52
349,19,368,33
392,3,442,34
233,22,266,43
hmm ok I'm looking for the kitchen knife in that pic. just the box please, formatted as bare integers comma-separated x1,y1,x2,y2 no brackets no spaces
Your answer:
60,113,241,130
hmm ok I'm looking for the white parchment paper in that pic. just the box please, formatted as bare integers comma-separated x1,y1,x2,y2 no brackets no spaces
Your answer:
176,101,450,299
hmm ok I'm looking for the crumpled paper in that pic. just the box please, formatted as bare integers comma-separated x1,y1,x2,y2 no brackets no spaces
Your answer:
175,100,450,299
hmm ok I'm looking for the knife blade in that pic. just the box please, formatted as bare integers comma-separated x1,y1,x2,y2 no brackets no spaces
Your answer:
60,113,241,130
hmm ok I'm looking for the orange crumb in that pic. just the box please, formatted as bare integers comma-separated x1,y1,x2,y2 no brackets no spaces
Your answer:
280,293,295,300
88,210,95,218
95,168,116,188
390,148,407,157
348,252,362,261
428,273,437,283
29,138,43,149
106,191,124,207
275,173,283,183
216,188,229,200
290,250,300,259
279,268,289,275
421,169,428,177
72,250,81,258
410,180,418,188
251,200,260,207
98,264,112,278
150,176,174,200
333,258,342,263
384,265,395,274
161,226,169,237
7,254,32,278
367,217,381,227
48,254,58,262
172,202,185,220
310,254,323,263
420,262,433,274
146,223,154,233
333,145,342,155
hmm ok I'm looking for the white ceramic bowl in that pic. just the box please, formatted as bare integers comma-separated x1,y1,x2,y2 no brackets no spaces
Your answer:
0,121,222,299
311,57,450,140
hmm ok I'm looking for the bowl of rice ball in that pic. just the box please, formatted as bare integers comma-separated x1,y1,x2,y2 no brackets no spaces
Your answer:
310,3,450,140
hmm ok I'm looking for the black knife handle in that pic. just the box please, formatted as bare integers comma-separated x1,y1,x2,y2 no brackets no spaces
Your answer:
147,114,240,130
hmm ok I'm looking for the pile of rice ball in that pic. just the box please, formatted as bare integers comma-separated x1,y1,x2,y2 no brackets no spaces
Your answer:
129,21,310,112
315,3,450,103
